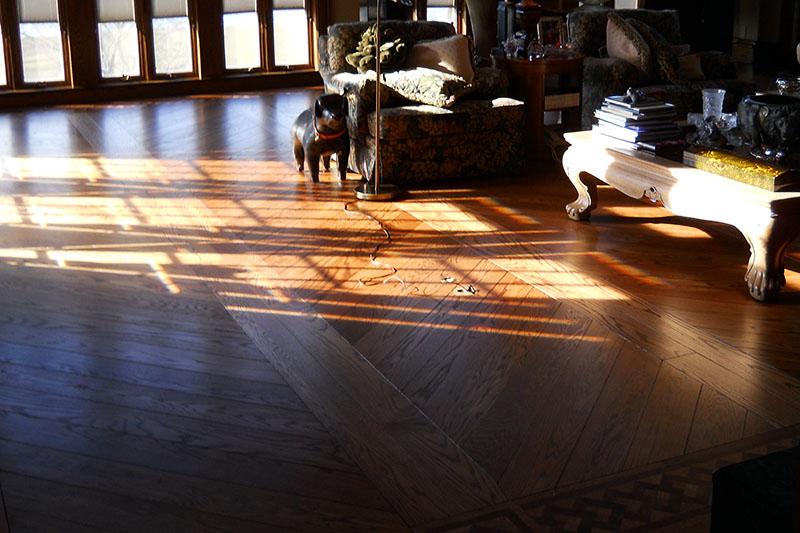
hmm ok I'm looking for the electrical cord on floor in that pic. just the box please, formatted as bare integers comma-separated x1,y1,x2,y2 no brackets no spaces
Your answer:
344,201,406,291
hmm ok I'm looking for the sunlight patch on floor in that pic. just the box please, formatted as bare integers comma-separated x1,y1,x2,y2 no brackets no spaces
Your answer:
640,222,714,240
399,201,634,301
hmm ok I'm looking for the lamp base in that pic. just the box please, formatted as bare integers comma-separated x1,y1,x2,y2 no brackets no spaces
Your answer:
354,181,400,201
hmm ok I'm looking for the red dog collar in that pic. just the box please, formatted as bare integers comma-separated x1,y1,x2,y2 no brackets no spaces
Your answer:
313,118,346,141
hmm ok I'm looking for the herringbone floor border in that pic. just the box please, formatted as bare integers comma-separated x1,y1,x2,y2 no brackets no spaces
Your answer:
419,425,800,532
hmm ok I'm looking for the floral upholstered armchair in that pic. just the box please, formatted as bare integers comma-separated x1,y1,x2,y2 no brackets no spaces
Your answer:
567,8,756,129
318,20,525,185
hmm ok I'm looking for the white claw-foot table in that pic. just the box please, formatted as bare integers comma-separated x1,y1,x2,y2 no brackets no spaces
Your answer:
562,131,800,302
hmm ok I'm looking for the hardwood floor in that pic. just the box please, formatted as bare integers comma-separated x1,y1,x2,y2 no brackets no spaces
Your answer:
0,88,798,531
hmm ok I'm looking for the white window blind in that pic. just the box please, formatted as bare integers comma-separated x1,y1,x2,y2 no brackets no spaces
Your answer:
223,0,255,13
17,0,59,23
151,0,187,18
96,0,135,22
273,0,304,9
428,0,455,6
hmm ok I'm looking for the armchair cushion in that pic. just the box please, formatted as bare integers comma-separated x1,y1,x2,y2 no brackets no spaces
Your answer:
469,66,509,98
369,97,523,140
382,67,472,107
405,34,475,83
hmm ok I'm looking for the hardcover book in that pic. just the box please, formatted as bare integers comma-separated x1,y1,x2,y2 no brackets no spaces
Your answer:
597,104,677,120
604,96,677,113
594,108,677,126
593,123,681,143
683,146,800,192
596,116,678,132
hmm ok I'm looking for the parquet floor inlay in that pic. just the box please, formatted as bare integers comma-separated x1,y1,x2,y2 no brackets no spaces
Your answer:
0,89,798,531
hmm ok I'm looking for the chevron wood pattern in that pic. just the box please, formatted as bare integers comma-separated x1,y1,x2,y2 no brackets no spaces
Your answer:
423,430,800,532
0,89,798,531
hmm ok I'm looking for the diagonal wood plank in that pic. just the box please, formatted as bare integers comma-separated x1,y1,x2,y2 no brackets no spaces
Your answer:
556,341,661,487
624,363,702,469
0,440,406,532
396,200,800,428
685,385,747,453
494,320,626,497
668,354,795,428
412,287,562,442
145,181,507,525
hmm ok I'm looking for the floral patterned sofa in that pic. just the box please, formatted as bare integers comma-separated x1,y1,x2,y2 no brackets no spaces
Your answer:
566,8,756,129
318,21,525,185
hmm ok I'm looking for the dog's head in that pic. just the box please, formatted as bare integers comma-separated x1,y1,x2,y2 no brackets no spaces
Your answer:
314,94,346,133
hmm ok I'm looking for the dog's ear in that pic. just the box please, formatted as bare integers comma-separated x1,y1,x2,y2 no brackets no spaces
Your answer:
315,98,323,117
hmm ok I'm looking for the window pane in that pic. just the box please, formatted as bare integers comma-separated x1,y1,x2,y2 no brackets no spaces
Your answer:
223,11,260,70
152,15,193,75
98,21,141,78
427,7,457,27
19,21,66,83
97,0,140,79
272,8,309,67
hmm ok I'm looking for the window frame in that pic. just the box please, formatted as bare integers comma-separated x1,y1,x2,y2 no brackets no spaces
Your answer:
145,0,199,80
94,0,199,83
222,0,313,74
221,2,263,72
266,0,313,71
95,0,145,81
0,0,72,89
0,0,324,103
420,0,466,34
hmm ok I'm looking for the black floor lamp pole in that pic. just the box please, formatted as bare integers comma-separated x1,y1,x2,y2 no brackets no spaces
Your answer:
354,1,400,201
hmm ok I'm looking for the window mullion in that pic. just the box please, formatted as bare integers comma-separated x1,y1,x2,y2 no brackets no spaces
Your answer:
187,0,199,76
58,0,72,86
139,0,155,80
3,1,24,88
261,0,275,72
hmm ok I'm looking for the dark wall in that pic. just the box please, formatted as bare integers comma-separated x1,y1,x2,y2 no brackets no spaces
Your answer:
644,0,733,53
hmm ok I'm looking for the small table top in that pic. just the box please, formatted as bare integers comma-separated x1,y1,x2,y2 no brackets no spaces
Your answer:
492,54,584,74
564,130,800,203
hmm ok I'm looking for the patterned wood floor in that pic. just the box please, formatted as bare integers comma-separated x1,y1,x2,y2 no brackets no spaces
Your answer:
0,89,798,531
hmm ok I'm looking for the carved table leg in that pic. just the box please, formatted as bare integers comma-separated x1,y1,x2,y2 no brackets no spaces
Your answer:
562,147,597,221
740,217,800,301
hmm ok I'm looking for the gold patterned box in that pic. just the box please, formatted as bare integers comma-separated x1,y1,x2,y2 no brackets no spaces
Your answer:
683,146,800,192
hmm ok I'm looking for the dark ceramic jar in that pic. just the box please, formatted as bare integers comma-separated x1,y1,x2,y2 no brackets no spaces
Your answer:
737,93,800,164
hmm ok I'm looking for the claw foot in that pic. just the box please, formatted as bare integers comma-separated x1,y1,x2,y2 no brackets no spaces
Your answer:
745,266,785,302
566,199,592,221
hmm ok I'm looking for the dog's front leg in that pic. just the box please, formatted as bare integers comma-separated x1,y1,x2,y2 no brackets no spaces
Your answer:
306,154,320,183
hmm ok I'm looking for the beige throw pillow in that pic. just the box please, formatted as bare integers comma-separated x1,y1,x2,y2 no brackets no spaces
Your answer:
606,13,651,75
405,34,475,84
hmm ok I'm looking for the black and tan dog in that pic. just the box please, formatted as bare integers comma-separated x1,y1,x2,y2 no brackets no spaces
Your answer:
291,94,349,182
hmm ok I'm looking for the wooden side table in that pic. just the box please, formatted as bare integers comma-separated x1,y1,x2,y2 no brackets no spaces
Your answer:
493,54,584,160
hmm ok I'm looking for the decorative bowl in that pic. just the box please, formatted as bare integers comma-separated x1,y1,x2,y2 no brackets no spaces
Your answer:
737,93,800,164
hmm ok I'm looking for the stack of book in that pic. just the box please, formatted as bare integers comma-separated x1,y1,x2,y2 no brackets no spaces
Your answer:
592,95,680,144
